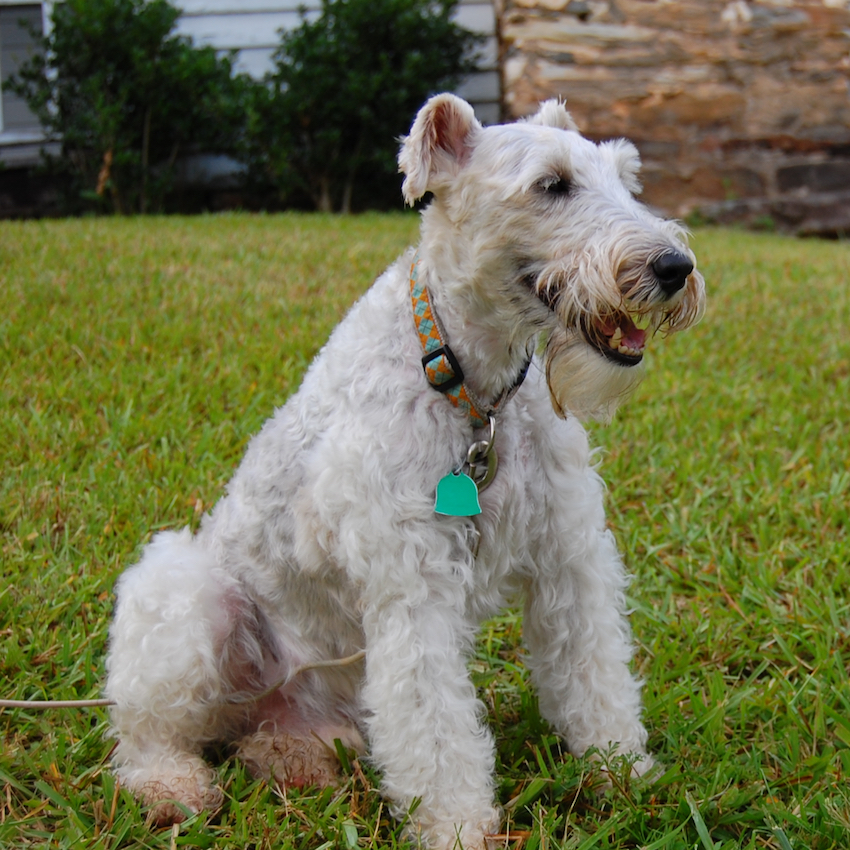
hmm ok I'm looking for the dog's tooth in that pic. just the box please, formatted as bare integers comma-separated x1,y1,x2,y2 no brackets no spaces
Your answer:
610,328,623,347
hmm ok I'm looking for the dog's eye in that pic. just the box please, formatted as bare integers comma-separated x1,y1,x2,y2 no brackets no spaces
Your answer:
540,176,572,196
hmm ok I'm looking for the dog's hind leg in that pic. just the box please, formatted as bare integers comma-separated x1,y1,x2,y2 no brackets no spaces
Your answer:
105,529,241,823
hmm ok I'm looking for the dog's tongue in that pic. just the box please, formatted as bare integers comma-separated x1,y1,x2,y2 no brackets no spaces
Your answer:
600,315,647,356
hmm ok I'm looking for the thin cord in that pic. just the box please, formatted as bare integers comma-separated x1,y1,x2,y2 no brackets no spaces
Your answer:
0,697,114,709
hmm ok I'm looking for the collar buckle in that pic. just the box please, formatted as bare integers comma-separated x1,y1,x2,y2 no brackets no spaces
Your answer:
421,345,465,393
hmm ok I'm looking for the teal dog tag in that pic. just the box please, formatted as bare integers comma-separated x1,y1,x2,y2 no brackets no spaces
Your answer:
435,470,481,516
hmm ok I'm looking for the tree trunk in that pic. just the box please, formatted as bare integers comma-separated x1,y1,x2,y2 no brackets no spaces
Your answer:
341,136,364,215
341,179,353,215
317,175,334,213
140,106,152,214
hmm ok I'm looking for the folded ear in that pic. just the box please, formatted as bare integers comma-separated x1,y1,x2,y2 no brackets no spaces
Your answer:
601,139,643,194
523,99,579,132
399,93,481,204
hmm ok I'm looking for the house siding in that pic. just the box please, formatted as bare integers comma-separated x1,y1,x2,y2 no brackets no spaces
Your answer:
174,0,502,123
0,4,43,132
0,0,500,171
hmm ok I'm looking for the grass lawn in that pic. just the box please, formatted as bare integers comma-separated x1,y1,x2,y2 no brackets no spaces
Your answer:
1,213,849,849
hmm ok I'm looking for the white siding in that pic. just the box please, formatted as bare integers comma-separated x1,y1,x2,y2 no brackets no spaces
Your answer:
173,0,501,122
179,0,309,11
175,11,312,54
1,0,502,165
0,3,44,136
0,1,58,163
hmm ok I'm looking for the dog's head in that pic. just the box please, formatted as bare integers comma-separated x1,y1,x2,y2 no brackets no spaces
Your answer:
399,94,705,421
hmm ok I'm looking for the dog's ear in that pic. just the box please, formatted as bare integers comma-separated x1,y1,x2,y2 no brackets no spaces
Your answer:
399,94,481,204
601,139,643,194
524,99,579,132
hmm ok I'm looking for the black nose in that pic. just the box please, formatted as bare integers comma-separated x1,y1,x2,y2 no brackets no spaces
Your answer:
651,251,694,296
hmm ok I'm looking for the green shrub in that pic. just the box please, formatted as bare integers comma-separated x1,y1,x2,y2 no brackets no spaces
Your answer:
242,0,483,213
10,0,249,214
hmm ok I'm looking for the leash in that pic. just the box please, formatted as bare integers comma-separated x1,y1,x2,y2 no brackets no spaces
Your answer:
410,253,530,516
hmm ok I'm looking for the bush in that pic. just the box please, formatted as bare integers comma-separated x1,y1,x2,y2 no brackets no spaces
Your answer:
242,0,483,213
10,0,249,214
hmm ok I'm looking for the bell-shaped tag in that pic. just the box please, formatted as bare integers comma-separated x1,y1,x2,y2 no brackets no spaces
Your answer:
434,470,482,517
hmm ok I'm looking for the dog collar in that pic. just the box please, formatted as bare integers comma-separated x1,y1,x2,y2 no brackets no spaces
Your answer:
409,253,530,429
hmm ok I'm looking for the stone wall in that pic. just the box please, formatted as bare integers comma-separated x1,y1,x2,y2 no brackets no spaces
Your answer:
498,0,850,235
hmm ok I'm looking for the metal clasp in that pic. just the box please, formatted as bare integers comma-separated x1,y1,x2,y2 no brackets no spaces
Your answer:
465,415,498,493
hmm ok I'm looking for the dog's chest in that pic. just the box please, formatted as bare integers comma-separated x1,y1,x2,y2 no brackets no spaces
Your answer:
462,422,553,594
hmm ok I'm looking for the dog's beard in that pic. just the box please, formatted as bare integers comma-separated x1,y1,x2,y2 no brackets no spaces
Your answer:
544,329,645,422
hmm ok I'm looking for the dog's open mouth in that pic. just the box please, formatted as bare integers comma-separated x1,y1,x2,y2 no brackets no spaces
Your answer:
581,312,649,366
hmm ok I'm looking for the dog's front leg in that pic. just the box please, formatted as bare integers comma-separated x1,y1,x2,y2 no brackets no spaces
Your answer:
524,505,653,776
360,588,501,850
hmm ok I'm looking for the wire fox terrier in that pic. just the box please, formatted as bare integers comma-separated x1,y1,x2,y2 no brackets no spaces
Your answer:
105,94,705,848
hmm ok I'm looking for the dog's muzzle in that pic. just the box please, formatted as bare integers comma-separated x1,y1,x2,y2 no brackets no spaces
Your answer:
531,249,695,368
585,250,694,366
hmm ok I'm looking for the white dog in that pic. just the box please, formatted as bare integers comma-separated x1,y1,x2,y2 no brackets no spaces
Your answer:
105,94,705,849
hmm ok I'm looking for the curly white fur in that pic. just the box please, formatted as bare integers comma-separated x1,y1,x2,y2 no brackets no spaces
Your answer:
105,94,705,849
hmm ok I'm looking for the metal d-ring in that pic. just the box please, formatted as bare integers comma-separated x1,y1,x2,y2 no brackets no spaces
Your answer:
466,415,498,493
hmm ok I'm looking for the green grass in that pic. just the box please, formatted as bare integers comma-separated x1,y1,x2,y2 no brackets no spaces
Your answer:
1,215,848,848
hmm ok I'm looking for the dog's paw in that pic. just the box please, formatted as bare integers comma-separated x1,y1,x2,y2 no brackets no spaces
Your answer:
235,730,344,789
602,750,660,783
140,776,224,826
629,751,659,779
585,747,659,793
408,807,502,850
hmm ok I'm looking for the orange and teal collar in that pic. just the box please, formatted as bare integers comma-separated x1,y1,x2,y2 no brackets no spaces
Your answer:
409,253,530,429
